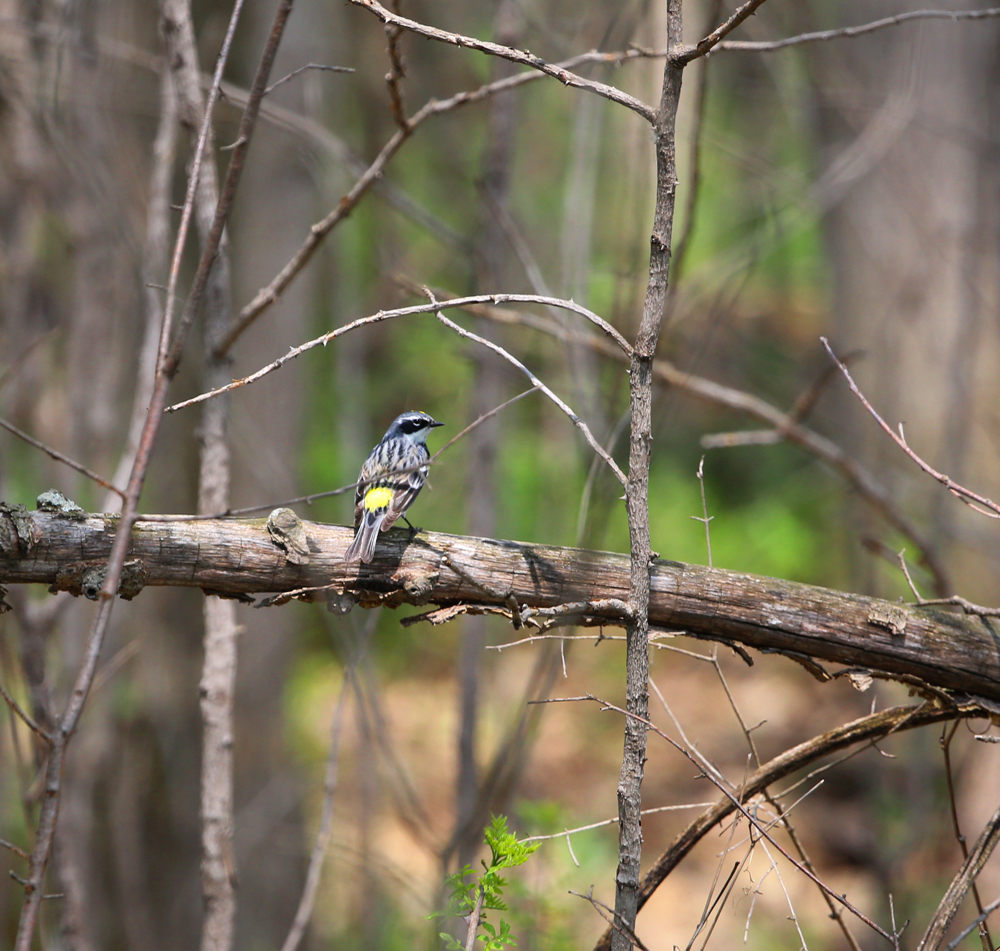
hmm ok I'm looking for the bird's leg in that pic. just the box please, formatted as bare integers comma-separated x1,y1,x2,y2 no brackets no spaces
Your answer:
401,514,420,540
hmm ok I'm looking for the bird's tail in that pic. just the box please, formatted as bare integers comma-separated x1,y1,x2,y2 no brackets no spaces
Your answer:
344,512,383,563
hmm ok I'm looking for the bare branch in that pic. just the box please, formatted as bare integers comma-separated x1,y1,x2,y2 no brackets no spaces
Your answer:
571,886,652,951
439,290,950,593
264,62,353,96
898,552,1000,619
943,895,1000,951
11,0,282,942
673,0,772,65
0,679,49,744
432,307,627,485
8,513,1000,701
383,0,409,131
165,0,296,373
1,838,30,861
221,46,658,352
586,694,895,941
717,7,1000,53
0,417,125,498
521,801,717,844
941,722,995,950
822,337,1000,520
593,700,985,951
349,0,655,122
167,294,630,414
158,0,247,368
429,387,540,464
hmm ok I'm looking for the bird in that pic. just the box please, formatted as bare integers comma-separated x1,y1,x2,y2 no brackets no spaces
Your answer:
343,410,444,564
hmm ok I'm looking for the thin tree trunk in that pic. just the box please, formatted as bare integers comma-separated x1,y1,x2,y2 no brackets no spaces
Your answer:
614,4,683,946
160,1,239,947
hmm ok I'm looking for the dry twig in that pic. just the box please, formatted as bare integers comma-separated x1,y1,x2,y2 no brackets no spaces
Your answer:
412,287,950,595
717,7,1000,53
349,0,655,122
593,700,986,951
551,694,894,942
0,417,124,498
823,337,1000,520
898,551,1000,618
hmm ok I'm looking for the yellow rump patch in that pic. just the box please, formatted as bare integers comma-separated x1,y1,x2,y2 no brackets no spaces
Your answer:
364,486,394,511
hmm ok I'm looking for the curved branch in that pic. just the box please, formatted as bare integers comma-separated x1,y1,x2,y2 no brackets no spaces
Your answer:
167,294,631,414
433,310,627,486
593,699,989,951
420,289,951,595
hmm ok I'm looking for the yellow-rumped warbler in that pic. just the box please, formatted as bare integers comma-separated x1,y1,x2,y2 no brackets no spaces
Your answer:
343,411,444,563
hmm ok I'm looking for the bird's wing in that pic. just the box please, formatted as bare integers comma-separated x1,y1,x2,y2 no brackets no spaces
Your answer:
382,445,429,530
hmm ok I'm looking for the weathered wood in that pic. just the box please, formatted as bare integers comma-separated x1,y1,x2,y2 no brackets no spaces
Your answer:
2,504,997,700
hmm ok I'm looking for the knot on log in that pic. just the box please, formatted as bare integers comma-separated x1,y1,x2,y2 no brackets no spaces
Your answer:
52,560,147,601
1,503,40,556
867,602,908,637
266,507,311,565
391,568,440,603
36,489,86,520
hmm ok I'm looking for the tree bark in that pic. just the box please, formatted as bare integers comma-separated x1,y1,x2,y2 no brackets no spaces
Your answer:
2,507,996,701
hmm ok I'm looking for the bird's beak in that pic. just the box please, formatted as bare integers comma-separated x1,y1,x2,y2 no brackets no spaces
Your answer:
430,419,445,427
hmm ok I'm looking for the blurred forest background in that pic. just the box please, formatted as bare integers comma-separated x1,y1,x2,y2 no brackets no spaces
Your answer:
2,0,1000,949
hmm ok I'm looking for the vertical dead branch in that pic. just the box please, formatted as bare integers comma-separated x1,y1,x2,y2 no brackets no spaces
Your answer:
614,4,684,948
160,0,295,945
160,0,239,946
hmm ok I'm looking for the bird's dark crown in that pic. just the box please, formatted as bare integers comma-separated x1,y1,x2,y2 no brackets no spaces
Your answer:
387,411,444,438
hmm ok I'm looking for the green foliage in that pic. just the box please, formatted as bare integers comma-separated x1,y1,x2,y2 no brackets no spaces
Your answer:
433,815,540,951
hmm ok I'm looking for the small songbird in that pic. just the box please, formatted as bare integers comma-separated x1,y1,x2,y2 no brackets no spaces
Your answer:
344,411,444,564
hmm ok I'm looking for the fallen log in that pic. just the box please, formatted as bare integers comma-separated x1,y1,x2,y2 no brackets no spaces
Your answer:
1,500,997,701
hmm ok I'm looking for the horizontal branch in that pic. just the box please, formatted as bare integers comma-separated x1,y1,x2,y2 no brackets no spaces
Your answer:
716,7,1000,53
2,504,998,701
